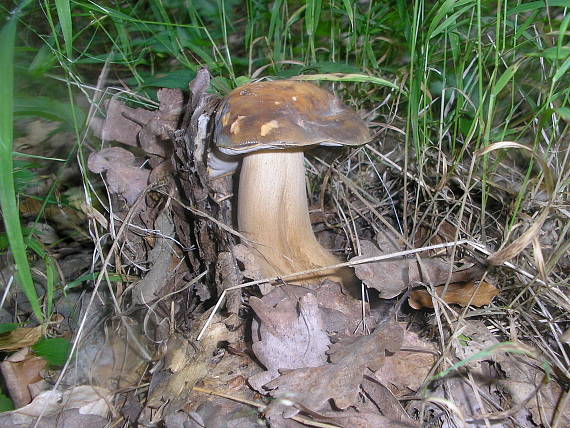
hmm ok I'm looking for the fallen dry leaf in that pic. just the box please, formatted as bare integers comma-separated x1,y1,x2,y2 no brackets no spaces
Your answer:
88,146,150,206
414,221,458,249
315,408,416,428
90,96,155,146
0,326,43,351
89,317,150,391
264,358,365,418
315,280,376,335
0,385,112,427
360,376,416,425
248,291,330,392
247,283,406,422
409,280,500,309
375,327,437,395
352,239,484,299
328,321,404,371
0,348,47,407
260,321,405,421
351,239,408,299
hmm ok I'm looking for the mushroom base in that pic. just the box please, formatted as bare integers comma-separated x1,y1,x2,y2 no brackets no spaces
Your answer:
238,150,356,288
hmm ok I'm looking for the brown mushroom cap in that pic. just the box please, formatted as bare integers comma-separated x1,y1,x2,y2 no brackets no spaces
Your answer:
214,80,370,153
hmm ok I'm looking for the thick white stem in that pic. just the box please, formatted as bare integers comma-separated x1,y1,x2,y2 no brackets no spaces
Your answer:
238,150,355,287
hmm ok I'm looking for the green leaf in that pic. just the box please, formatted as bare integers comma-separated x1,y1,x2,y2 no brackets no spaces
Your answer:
0,323,19,334
13,159,40,193
26,238,57,318
139,69,197,89
305,0,322,36
32,337,71,367
431,342,540,380
457,334,471,346
0,233,8,250
0,393,14,412
428,1,475,40
28,42,58,75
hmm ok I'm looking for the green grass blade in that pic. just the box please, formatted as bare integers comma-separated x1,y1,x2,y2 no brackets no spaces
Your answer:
0,2,44,322
26,238,56,319
491,61,521,98
305,0,322,62
290,73,400,91
553,56,570,83
55,0,73,59
341,0,355,32
431,342,544,380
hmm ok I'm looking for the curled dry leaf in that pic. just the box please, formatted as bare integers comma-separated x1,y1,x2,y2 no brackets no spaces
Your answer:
88,147,150,206
409,280,500,309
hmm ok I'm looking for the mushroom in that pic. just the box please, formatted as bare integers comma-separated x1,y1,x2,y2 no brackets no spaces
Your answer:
213,80,370,287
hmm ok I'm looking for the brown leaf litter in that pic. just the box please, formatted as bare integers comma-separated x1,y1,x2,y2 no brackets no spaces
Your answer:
244,280,418,426
58,69,567,428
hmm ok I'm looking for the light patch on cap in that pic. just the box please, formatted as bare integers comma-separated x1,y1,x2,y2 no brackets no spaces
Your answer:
230,115,246,134
260,120,279,136
221,113,231,126
292,96,298,101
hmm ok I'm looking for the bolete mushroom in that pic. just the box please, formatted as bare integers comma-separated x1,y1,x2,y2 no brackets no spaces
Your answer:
213,80,370,287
